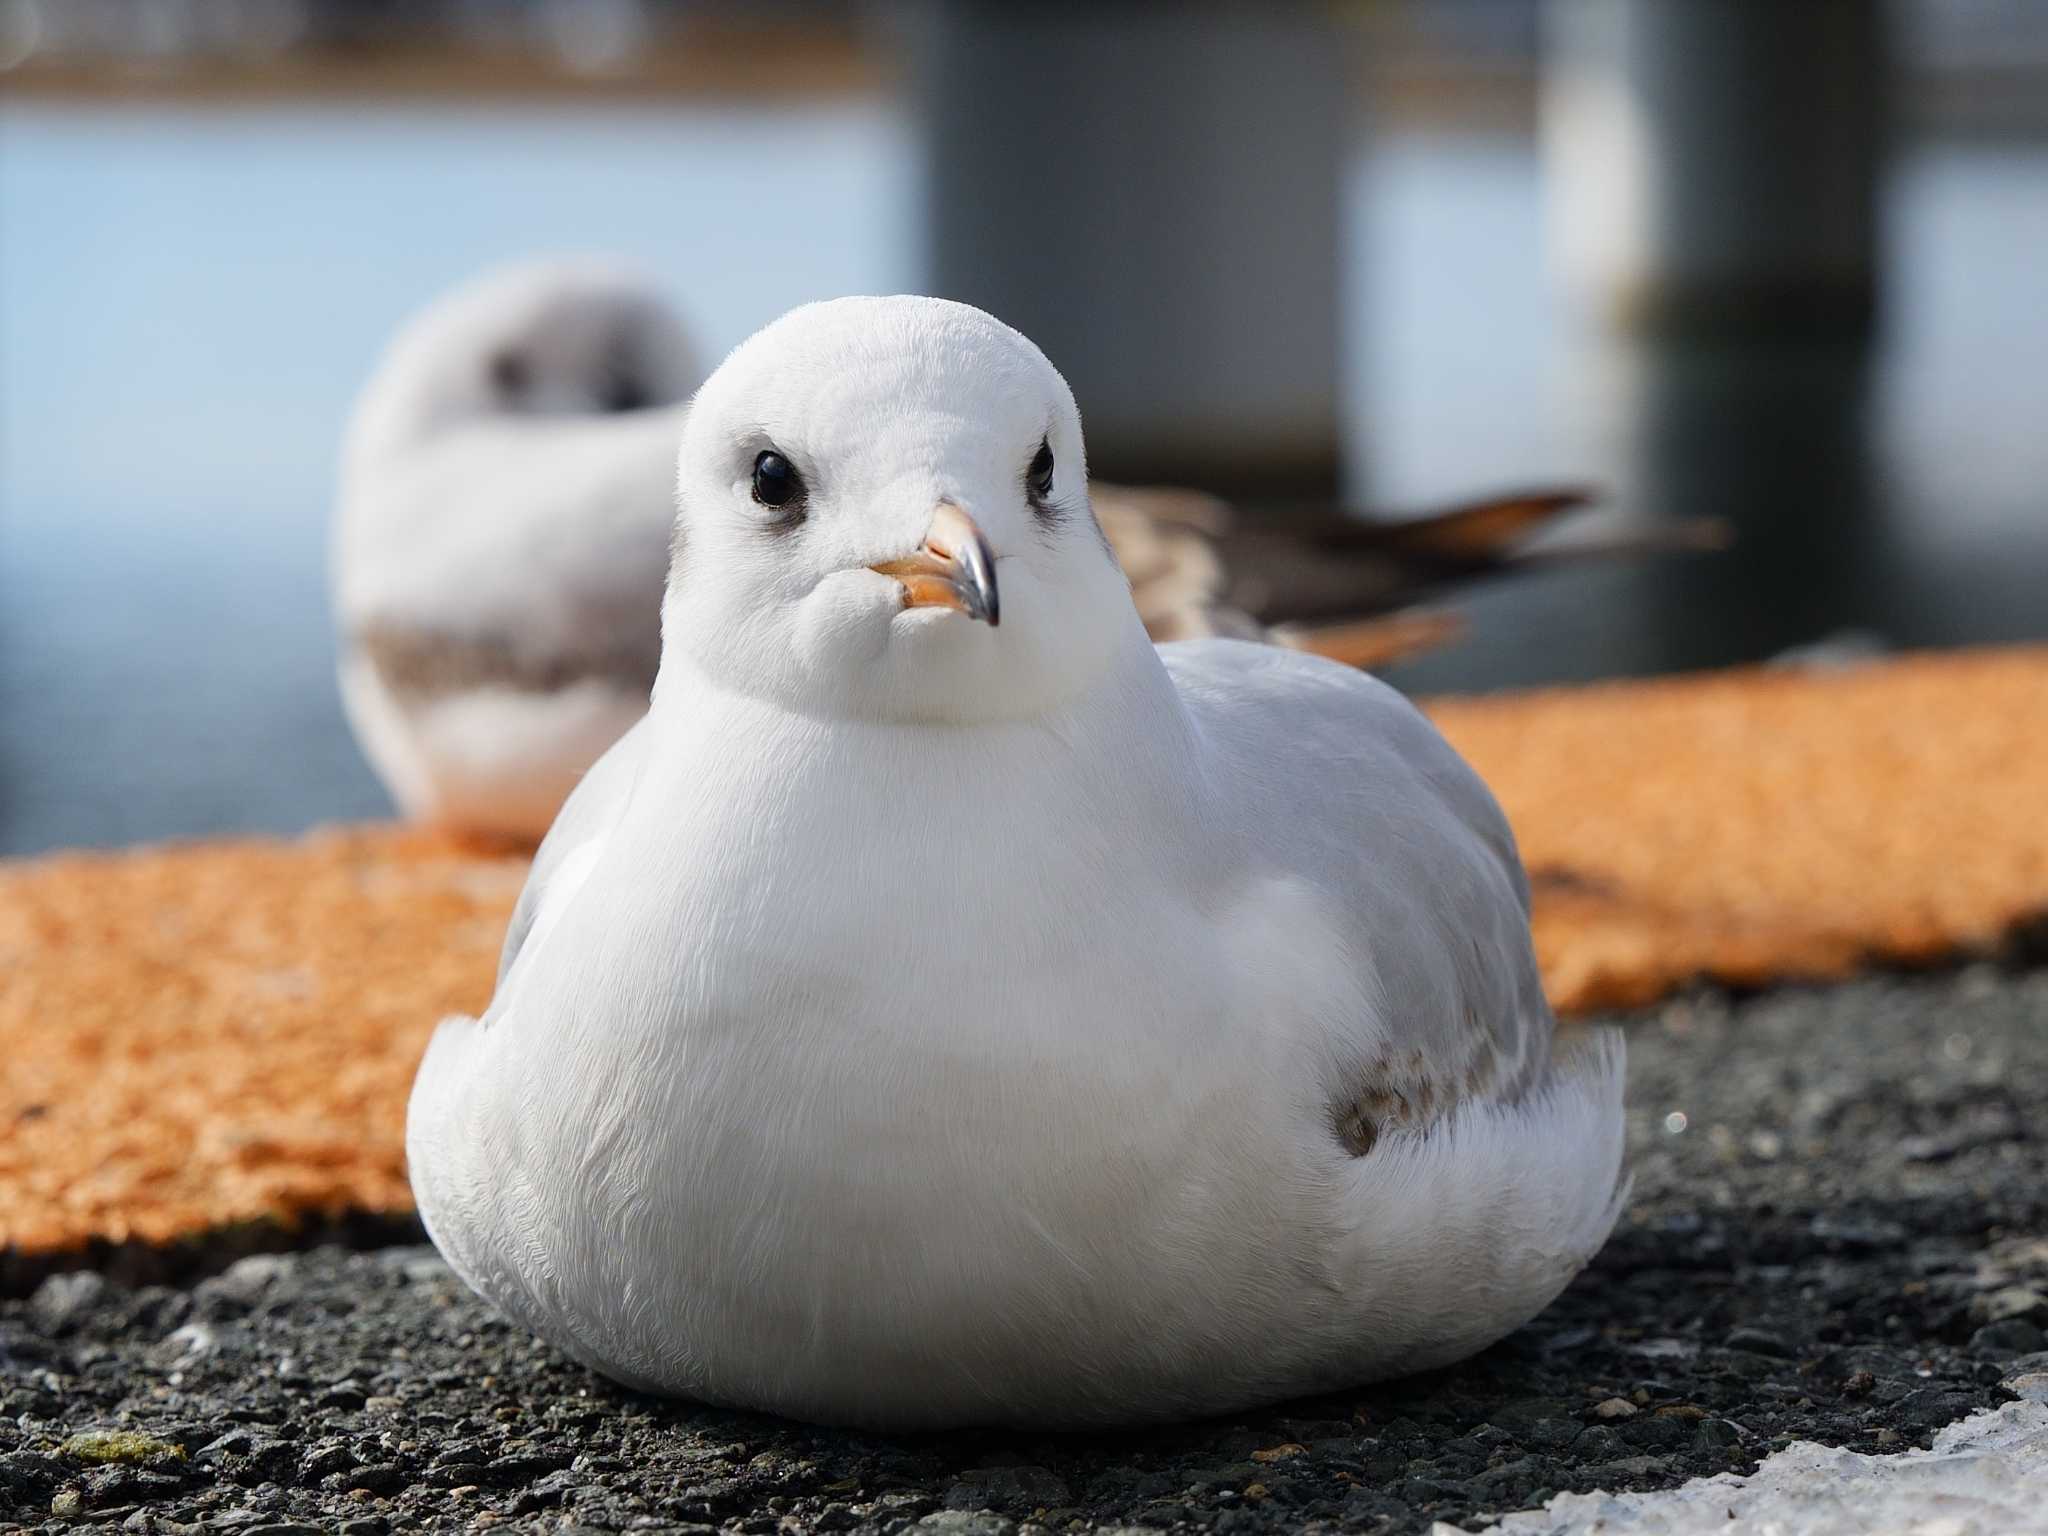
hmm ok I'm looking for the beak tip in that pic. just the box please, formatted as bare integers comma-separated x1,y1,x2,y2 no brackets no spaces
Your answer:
871,501,1003,626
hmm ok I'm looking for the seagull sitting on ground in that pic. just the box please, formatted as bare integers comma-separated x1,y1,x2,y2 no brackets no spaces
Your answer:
335,261,1718,844
405,295,1629,1430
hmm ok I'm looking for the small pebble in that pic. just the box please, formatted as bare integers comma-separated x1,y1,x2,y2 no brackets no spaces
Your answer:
1248,1444,1305,1463
1725,1327,1795,1358
1970,1319,2046,1357
60,1429,186,1465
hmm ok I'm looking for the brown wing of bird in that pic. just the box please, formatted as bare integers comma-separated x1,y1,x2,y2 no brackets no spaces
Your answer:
1208,487,1602,630
1094,482,1476,667
1092,484,1255,645
1091,483,1580,661
1093,480,1727,669
1308,488,1600,562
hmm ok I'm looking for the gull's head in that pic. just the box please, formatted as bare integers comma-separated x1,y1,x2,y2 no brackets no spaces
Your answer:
350,259,699,461
664,296,1135,725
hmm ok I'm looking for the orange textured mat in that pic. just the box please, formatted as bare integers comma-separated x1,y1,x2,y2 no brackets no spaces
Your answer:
0,829,527,1267
1434,646,2048,1011
4,646,2046,1266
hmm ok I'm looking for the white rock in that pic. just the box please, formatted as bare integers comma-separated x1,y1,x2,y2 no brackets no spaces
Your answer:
1484,1375,2048,1535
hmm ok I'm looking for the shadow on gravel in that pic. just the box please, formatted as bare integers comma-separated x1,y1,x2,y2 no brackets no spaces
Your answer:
0,1212,429,1303
3,971,2044,1535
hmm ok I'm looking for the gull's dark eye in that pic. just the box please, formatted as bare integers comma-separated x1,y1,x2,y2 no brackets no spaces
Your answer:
1028,438,1055,499
752,449,804,516
488,350,530,398
598,374,649,413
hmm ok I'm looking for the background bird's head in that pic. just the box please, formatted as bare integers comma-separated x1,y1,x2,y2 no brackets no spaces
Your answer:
663,295,1139,726
347,257,700,463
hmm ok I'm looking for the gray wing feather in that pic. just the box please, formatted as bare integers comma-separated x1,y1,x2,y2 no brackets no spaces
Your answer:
1162,638,1549,1114
496,713,650,989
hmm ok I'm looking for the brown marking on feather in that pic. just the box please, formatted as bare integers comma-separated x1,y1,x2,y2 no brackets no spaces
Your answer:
1331,1032,1515,1158
1095,486,1233,642
1331,1100,1380,1158
353,621,658,700
1330,1081,1425,1158
1277,612,1466,671
1314,489,1594,559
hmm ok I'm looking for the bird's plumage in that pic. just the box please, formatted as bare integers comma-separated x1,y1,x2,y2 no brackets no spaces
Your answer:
406,296,1627,1429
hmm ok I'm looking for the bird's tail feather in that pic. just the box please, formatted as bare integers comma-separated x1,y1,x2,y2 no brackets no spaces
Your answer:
1326,1023,1629,1381
1314,488,1729,572
1274,610,1466,670
1312,488,1598,559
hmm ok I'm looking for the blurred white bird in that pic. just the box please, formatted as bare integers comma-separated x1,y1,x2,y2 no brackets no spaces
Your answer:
336,261,1719,841
333,260,698,840
405,295,1628,1428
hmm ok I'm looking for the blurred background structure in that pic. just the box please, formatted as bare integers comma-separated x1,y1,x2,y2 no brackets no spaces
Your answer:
3,0,2046,853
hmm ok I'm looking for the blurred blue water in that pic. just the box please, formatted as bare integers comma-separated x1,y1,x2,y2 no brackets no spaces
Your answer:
1,101,915,852
3,103,2045,854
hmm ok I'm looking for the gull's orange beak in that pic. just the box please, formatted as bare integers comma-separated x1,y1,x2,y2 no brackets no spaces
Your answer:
868,501,1000,626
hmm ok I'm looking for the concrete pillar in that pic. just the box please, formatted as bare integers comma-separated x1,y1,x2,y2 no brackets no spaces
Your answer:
908,3,1350,496
1542,0,1889,337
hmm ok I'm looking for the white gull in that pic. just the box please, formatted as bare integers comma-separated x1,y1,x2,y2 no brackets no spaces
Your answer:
405,295,1628,1427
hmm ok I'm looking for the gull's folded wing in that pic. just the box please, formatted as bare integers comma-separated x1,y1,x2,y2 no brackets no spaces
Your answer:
496,713,650,993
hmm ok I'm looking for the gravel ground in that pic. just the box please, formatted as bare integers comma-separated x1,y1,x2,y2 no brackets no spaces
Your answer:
5,969,2046,1534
